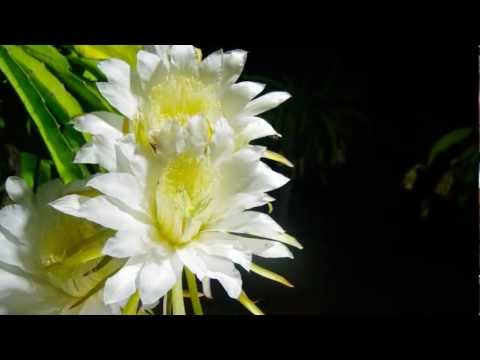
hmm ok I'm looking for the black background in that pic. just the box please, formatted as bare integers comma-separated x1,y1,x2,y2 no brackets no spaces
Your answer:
194,44,478,315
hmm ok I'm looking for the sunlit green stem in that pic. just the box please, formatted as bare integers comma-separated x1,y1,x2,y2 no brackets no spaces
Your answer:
185,268,203,315
122,291,140,315
172,273,186,315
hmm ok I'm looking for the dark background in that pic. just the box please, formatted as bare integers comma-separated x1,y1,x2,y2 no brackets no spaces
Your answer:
0,44,477,315
197,45,478,315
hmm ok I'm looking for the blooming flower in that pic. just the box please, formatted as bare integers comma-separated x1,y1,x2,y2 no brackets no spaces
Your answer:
51,118,302,313
0,177,121,314
74,45,293,171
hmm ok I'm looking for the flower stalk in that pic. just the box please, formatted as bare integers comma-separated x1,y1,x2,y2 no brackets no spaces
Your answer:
171,272,186,315
185,268,203,315
122,291,140,315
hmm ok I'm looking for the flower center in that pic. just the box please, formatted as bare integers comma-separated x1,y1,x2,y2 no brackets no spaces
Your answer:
154,153,217,247
38,212,116,299
134,74,221,147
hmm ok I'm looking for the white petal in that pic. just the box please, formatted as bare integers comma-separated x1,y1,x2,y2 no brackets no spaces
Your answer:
74,135,118,172
0,231,28,270
184,116,209,153
97,83,138,119
0,264,66,315
103,257,143,305
177,246,209,280
179,246,242,299
243,92,291,117
6,177,32,205
87,173,145,215
97,59,138,118
239,117,280,142
74,111,124,138
222,82,265,118
200,50,223,85
115,137,150,186
246,161,290,193
213,192,274,220
0,204,29,245
103,230,149,258
50,195,147,232
197,233,252,271
136,50,161,86
210,118,235,165
201,254,242,299
221,50,247,86
169,45,198,74
137,258,180,306
98,58,131,85
202,278,213,299
144,45,172,63
236,237,293,259
209,211,297,249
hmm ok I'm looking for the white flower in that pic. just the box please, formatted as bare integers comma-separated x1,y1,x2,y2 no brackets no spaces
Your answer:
0,177,121,315
73,45,292,171
51,118,302,309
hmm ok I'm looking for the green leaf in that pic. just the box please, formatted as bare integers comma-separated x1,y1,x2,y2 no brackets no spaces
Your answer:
404,164,425,191
19,152,37,188
0,46,85,184
22,45,113,112
74,45,142,67
5,46,87,152
434,172,455,197
6,46,83,121
0,116,5,129
428,128,473,165
38,159,53,185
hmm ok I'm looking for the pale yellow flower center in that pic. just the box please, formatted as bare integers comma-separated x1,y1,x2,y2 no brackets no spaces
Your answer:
37,207,118,301
154,153,217,247
134,74,221,148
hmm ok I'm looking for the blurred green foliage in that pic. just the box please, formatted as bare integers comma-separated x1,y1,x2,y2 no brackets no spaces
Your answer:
404,127,478,217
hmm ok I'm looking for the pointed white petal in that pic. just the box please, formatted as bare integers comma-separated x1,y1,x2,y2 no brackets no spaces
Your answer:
103,257,143,305
221,50,247,86
102,230,149,258
74,135,118,172
97,83,138,119
200,50,223,84
237,237,294,259
243,92,291,117
246,161,290,193
201,253,242,299
170,45,198,74
50,195,147,232
87,173,145,214
210,211,301,249
197,233,252,271
136,50,162,86
202,278,213,299
137,258,180,306
114,137,150,186
240,117,280,142
0,231,29,270
210,118,235,165
74,111,124,138
0,204,29,244
222,82,266,118
5,177,32,205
